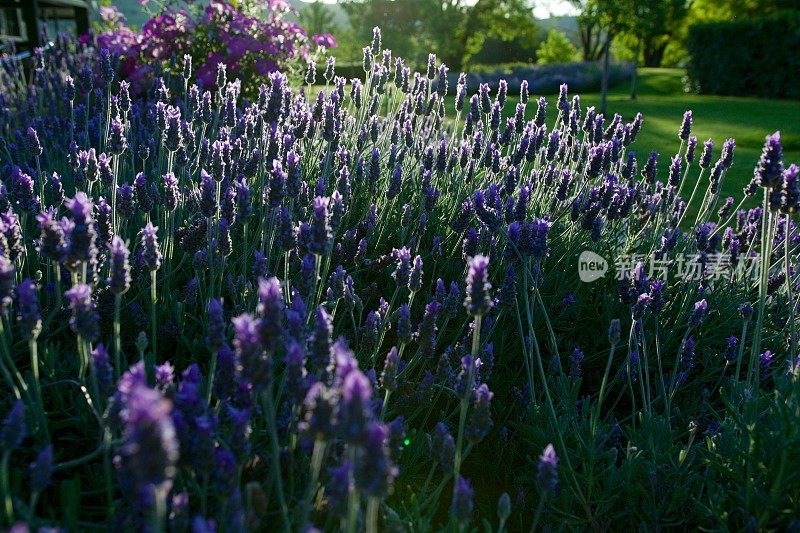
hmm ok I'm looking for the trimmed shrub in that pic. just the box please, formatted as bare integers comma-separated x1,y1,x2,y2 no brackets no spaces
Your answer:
686,10,800,99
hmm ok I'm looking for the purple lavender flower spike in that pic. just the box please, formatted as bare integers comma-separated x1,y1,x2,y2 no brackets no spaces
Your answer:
466,384,493,443
108,116,127,156
16,278,41,341
0,400,26,450
464,255,493,316
232,313,270,390
65,283,99,342
206,298,226,352
90,343,114,398
108,236,131,294
754,132,784,189
781,164,800,214
309,196,332,255
26,127,42,157
679,110,692,141
381,347,399,393
570,348,584,382
138,222,162,272
64,192,96,271
689,299,708,327
451,476,474,524
355,422,398,497
299,382,336,442
537,443,559,494
339,368,373,443
29,444,54,492
114,384,178,512
392,247,412,288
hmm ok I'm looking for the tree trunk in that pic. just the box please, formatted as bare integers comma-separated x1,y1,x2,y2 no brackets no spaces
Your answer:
579,19,604,61
630,39,641,101
643,40,668,68
600,33,611,116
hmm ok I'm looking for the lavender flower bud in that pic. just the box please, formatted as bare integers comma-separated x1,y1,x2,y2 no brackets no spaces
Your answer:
754,131,784,189
720,138,735,169
46,172,64,206
114,384,178,512
91,343,114,398
466,384,493,443
409,255,424,293
569,348,584,382
339,367,373,442
108,116,127,156
29,444,54,492
355,422,398,497
163,172,180,211
464,255,493,316
685,136,697,164
452,476,474,524
1,400,26,450
137,222,162,272
309,197,332,255
299,382,336,441
115,184,133,220
26,127,42,157
689,299,708,327
16,278,41,341
537,443,559,494
392,247,412,288
232,313,270,390
678,110,692,140
699,139,713,169
381,347,399,392
65,283,98,341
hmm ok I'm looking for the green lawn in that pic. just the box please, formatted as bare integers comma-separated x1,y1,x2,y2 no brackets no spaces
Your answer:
493,68,800,208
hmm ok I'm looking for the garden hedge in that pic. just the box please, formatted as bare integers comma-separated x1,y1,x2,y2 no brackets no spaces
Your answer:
686,10,800,99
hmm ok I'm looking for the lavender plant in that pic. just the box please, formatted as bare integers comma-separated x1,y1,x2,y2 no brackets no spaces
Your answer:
0,27,798,531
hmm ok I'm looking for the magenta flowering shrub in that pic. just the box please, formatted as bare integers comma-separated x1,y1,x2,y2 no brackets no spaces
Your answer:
95,0,336,91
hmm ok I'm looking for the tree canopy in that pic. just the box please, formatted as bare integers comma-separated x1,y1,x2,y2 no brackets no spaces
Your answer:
337,0,540,69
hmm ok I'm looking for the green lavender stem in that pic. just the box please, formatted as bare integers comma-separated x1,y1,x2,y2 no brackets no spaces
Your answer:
28,339,49,441
1,452,11,525
366,497,380,533
453,314,480,486
114,293,123,379
148,270,157,384
262,388,290,531
299,439,327,529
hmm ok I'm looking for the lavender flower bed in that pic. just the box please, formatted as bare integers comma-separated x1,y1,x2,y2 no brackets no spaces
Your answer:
0,27,799,532
454,61,635,95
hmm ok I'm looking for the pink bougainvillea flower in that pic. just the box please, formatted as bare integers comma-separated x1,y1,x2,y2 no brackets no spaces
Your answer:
99,6,125,25
94,0,317,93
312,33,337,49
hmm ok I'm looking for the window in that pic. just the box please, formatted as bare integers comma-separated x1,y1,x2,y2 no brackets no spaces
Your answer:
0,7,26,42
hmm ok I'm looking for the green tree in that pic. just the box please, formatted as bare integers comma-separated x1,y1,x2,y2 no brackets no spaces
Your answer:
569,0,605,61
536,29,578,64
340,0,538,70
626,0,688,67
298,1,339,38
688,0,800,22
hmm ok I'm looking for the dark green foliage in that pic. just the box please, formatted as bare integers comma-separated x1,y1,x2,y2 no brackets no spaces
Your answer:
686,10,800,99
